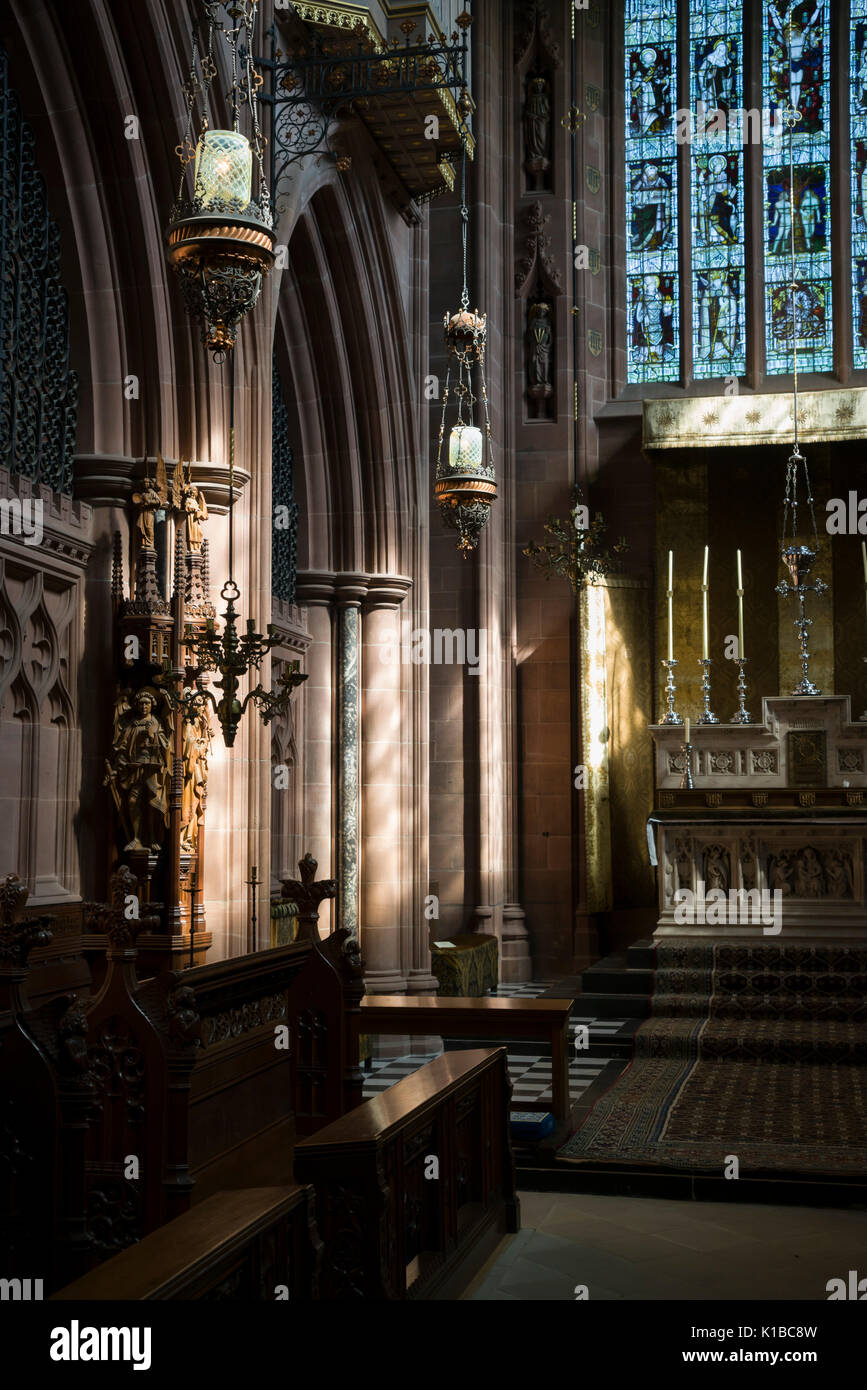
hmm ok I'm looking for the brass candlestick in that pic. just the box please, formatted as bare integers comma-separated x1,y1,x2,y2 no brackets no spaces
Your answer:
731,657,752,725
697,657,719,724
680,741,694,790
660,658,682,725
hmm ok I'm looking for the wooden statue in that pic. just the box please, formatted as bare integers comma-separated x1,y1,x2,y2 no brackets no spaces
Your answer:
131,477,162,551
180,691,213,852
105,688,172,851
182,480,208,553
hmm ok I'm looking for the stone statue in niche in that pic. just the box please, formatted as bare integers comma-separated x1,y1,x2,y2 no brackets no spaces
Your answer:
180,690,213,853
526,301,554,397
703,844,729,894
523,74,551,185
794,845,825,898
740,839,757,891
105,687,171,851
825,848,853,899
768,851,793,897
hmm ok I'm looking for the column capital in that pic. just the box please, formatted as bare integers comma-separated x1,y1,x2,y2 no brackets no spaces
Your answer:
334,571,370,607
295,569,337,605
73,455,249,515
364,574,413,610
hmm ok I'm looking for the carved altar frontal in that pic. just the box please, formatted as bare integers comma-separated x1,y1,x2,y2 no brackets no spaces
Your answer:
650,697,867,938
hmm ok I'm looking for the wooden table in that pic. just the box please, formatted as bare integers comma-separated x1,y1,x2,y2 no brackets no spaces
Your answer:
356,995,574,1125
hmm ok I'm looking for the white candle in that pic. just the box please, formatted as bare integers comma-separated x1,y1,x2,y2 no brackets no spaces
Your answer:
736,549,745,660
684,716,691,744
667,549,674,661
702,546,709,661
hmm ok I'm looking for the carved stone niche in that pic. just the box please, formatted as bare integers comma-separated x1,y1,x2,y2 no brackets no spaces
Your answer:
0,469,93,905
522,71,553,192
525,298,555,420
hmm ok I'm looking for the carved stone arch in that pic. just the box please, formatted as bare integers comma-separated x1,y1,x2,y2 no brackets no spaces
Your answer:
0,560,23,714
21,592,62,721
515,200,564,299
513,1,563,71
276,161,423,580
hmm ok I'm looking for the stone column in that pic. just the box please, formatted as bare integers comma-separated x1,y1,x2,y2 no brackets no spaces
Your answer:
361,578,412,993
468,0,530,982
334,575,367,941
295,571,337,936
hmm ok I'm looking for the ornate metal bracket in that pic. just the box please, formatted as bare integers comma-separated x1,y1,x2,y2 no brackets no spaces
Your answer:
255,17,472,207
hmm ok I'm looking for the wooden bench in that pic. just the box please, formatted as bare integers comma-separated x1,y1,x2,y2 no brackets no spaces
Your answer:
51,1186,321,1300
294,1047,519,1299
355,995,574,1125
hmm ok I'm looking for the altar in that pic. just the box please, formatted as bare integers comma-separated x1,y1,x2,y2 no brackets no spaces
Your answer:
649,696,867,937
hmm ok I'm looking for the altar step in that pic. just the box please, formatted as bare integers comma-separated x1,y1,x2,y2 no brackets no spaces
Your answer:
578,939,656,1020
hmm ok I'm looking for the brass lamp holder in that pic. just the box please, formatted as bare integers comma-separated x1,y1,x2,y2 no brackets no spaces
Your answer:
165,578,307,749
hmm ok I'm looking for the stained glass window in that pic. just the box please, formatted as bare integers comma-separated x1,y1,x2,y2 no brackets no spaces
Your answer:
763,0,832,375
690,1,745,380
625,0,680,383
852,2,867,370
624,2,867,382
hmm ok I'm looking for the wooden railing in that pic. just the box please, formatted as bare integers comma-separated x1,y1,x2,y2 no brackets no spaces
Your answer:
356,994,574,1124
294,1047,519,1299
1,867,348,1290
51,1186,321,1301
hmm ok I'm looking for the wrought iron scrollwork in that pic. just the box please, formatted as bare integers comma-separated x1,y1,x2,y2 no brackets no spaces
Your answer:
257,21,472,210
272,356,298,604
0,45,78,495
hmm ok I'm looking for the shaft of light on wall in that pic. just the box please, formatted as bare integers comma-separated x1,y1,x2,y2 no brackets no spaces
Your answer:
667,548,674,661
702,545,709,660
583,581,608,773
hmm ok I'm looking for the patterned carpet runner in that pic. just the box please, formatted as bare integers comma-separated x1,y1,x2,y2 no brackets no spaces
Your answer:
558,941,867,1175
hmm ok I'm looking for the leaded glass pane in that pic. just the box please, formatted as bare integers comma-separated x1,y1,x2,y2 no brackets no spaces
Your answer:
625,0,680,382
763,0,832,375
852,3,867,369
690,1,746,379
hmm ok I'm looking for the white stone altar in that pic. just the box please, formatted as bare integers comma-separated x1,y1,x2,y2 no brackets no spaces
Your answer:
649,696,867,938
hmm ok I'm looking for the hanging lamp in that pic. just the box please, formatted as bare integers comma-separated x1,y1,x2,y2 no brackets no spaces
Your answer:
435,80,497,555
163,1,306,747
165,0,275,360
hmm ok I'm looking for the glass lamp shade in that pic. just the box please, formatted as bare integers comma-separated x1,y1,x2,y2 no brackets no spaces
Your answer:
448,424,484,471
194,130,253,212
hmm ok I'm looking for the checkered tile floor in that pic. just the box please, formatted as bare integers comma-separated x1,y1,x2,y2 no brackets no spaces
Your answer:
362,1048,622,1107
466,981,634,1045
360,982,632,1106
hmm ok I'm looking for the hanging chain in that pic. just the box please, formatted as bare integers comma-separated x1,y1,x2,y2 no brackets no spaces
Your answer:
436,362,453,469
228,345,236,587
459,137,469,311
